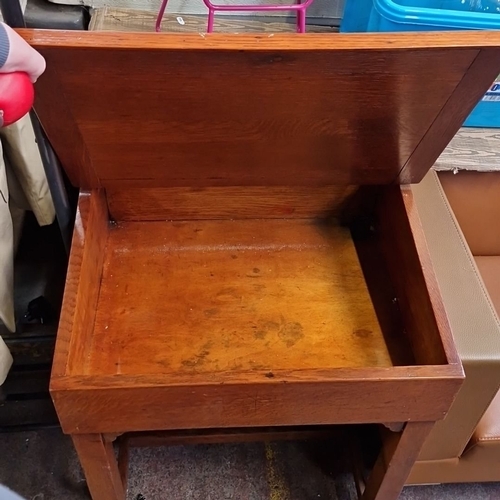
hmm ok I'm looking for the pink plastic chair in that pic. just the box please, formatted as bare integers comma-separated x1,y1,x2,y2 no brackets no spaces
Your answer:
156,0,315,33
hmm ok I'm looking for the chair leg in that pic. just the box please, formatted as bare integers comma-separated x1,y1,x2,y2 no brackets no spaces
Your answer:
296,9,306,33
72,434,126,500
207,9,215,32
156,0,169,32
361,422,434,500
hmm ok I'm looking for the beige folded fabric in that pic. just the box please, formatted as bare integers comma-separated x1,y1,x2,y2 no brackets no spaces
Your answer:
0,114,55,226
0,139,14,384
0,137,14,329
0,113,55,384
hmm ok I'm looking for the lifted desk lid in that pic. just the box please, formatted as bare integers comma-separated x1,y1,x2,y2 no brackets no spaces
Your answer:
22,30,500,189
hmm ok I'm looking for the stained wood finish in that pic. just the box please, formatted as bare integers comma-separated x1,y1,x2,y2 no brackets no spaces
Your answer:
49,190,463,437
33,27,480,500
351,220,416,367
123,426,339,447
398,50,500,183
88,219,389,375
376,186,459,367
106,185,357,221
48,184,466,499
22,29,500,51
21,30,500,189
361,422,434,500
72,434,125,500
50,191,108,379
52,366,461,435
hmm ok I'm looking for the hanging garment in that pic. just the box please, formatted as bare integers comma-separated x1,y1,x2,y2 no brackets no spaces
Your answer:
0,113,55,384
0,138,13,385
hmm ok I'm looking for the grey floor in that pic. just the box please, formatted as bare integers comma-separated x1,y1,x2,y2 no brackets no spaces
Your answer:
1,429,500,500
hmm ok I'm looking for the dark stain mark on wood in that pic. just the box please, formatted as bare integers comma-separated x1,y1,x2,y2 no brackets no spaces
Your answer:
216,287,241,301
253,320,281,341
245,271,262,278
353,329,372,339
182,341,213,368
249,362,266,370
254,330,267,340
278,322,304,347
204,308,219,318
157,359,171,369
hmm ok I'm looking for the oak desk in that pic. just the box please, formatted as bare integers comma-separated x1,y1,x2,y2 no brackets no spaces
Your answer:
22,28,500,500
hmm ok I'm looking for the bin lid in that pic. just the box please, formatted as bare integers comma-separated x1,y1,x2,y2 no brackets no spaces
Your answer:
23,30,500,188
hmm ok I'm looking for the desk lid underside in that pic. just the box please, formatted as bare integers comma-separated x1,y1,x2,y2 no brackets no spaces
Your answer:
23,30,500,190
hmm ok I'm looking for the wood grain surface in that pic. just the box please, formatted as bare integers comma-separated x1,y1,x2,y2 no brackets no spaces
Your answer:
22,29,500,50
122,425,338,447
351,216,416,367
398,184,461,367
398,50,500,183
49,190,463,437
361,422,434,500
377,186,459,367
72,434,125,500
49,189,464,437
50,191,108,380
90,8,338,33
38,25,475,499
88,219,390,375
51,365,463,435
106,185,357,220
22,29,500,189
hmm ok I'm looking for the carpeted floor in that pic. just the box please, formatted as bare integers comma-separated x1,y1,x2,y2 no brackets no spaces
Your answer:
1,428,500,500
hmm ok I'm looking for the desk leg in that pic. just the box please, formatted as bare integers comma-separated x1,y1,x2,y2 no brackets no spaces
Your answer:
72,433,126,500
361,421,433,500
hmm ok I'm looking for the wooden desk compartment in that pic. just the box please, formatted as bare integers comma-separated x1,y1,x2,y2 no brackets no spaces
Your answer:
55,184,461,434
24,29,500,499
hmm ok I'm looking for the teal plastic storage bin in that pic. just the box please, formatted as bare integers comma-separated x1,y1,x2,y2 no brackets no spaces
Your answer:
341,0,500,127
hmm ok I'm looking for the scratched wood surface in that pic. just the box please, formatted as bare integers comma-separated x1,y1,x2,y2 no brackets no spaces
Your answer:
88,219,392,375
90,7,338,33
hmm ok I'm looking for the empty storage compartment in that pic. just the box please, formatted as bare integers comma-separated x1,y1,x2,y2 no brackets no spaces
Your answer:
73,180,447,384
93,218,395,374
28,30,486,440
30,29,500,498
